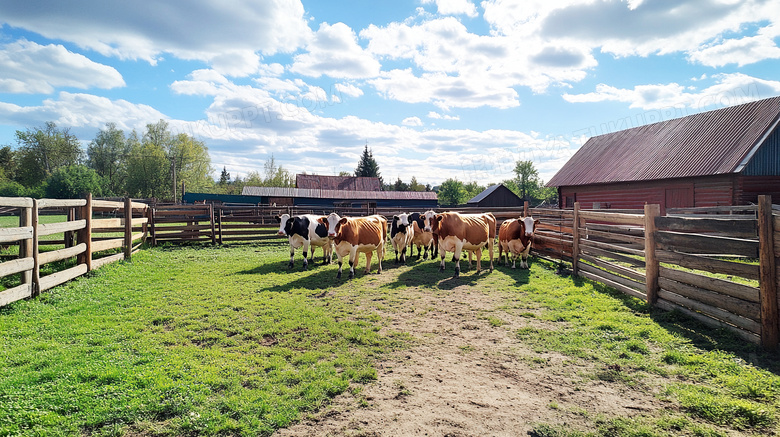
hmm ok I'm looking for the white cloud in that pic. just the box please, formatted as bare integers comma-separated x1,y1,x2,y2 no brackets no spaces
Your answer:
291,22,381,79
0,0,312,76
0,92,165,133
402,116,423,126
0,39,124,94
688,25,780,67
562,73,780,111
427,111,459,120
335,83,364,98
422,0,478,18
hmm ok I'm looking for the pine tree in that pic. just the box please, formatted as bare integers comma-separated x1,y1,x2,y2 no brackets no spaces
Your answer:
354,144,383,186
219,166,230,185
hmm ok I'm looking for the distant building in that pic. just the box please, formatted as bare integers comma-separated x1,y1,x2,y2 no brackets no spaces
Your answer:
466,184,523,208
296,174,381,191
547,96,780,214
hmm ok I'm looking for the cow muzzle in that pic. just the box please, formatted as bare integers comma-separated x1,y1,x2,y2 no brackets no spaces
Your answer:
277,231,286,236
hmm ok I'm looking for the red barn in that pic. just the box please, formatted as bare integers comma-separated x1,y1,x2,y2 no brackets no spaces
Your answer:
547,96,780,214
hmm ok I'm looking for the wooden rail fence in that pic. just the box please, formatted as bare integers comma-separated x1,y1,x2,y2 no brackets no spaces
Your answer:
2,195,779,349
1,195,148,307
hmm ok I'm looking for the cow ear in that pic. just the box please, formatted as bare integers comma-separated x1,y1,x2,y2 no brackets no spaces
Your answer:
338,217,348,225
434,214,443,223
275,215,281,223
534,219,540,226
393,215,399,220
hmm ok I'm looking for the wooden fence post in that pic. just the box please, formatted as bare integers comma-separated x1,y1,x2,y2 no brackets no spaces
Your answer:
19,201,33,288
524,200,529,218
31,199,40,297
758,195,778,350
209,203,216,245
148,205,156,247
124,197,132,261
572,202,580,275
78,193,93,271
644,203,660,305
217,208,223,245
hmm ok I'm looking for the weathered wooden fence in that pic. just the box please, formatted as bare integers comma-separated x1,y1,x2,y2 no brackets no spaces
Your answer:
3,194,779,350
0,195,148,307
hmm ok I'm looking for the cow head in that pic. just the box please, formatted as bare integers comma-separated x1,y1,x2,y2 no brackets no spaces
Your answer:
322,212,342,238
275,213,291,236
422,210,437,232
520,216,539,237
393,213,411,233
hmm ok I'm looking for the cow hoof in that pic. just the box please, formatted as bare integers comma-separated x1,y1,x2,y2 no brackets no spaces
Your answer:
336,272,342,279
288,262,294,269
349,272,355,280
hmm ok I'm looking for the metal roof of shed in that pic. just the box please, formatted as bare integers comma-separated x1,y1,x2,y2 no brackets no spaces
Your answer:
547,96,780,187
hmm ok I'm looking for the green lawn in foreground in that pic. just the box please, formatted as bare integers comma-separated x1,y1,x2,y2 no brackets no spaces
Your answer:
0,243,395,435
0,242,778,436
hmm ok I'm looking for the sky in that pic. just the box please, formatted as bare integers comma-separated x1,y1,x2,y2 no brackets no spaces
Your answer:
1,0,780,187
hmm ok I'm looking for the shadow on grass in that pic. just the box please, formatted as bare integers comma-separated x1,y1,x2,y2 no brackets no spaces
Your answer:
573,271,780,375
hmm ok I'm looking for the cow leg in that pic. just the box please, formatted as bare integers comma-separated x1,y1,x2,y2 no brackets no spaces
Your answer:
336,254,343,279
377,242,384,273
487,238,494,272
452,242,463,278
498,243,504,266
511,253,517,269
365,251,374,274
302,241,310,270
348,246,358,279
475,249,482,273
288,246,295,269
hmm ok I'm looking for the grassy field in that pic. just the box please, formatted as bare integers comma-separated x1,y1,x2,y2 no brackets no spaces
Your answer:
0,241,779,436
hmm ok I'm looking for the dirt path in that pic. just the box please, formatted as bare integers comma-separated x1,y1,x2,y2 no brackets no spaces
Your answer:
276,281,666,436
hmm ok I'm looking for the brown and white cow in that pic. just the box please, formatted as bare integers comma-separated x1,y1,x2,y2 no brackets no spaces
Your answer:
498,216,538,269
409,212,435,260
322,213,387,279
425,210,495,268
428,212,493,278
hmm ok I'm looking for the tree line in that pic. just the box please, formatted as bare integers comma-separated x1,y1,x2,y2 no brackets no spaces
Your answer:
1,123,556,206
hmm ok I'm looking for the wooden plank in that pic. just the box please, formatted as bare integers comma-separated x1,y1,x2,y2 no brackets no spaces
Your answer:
579,239,645,257
536,223,574,235
758,195,778,350
584,227,645,245
39,264,88,292
38,244,87,265
580,253,645,282
36,198,86,208
578,270,646,300
658,289,761,334
92,218,123,228
38,219,86,236
655,216,757,238
659,266,759,303
655,230,759,257
668,205,757,214
0,257,34,277
219,235,285,242
0,197,33,208
579,210,645,226
131,232,145,242
656,249,759,280
0,226,33,244
19,206,33,288
92,199,124,209
580,244,646,267
91,252,124,269
92,238,123,253
659,277,759,321
0,283,33,307
579,262,645,293
655,298,760,344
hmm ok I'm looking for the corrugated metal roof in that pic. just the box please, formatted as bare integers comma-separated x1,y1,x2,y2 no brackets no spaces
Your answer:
467,184,501,204
295,174,381,191
547,96,780,187
242,186,438,200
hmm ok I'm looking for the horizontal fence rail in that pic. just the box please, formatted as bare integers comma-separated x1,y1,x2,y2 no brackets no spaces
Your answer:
2,194,779,350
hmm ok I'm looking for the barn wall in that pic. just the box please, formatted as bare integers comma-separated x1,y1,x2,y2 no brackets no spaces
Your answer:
558,175,738,214
472,186,523,208
735,176,780,204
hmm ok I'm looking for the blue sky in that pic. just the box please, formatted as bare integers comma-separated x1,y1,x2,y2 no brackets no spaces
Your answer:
1,0,780,186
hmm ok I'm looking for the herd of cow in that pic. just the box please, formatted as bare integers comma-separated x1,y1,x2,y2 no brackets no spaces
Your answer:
275,211,538,279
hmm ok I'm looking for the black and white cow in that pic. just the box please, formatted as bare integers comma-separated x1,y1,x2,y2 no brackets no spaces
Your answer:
409,212,436,260
390,213,415,263
276,213,333,270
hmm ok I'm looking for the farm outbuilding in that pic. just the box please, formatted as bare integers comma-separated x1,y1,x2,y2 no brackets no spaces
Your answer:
466,184,523,207
296,174,381,191
547,96,780,214
240,186,438,209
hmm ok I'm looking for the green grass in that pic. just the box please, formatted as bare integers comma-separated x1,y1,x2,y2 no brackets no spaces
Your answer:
0,243,399,436
1,241,779,436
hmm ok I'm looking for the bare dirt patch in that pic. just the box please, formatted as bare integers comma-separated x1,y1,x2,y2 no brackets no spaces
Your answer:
276,274,669,437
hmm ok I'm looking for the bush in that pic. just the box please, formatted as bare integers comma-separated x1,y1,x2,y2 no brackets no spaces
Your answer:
45,165,104,199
